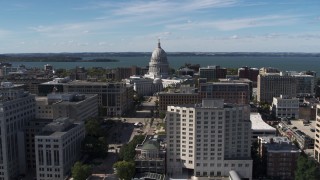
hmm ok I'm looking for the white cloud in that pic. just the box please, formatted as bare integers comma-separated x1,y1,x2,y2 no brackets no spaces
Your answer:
167,14,301,31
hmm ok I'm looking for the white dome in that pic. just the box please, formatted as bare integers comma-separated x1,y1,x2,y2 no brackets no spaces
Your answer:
151,46,167,63
147,40,170,79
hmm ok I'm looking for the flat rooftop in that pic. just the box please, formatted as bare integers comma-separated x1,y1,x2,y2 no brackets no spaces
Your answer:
250,113,276,131
285,119,316,138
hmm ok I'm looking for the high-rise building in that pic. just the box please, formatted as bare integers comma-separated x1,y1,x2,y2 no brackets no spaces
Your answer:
0,82,36,179
257,73,296,103
166,99,252,179
314,104,320,163
238,67,259,87
35,118,85,180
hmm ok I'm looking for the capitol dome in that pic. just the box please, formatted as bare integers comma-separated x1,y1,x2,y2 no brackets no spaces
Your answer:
147,40,170,79
151,42,168,63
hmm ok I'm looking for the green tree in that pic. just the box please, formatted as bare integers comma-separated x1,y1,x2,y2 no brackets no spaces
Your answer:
85,118,103,137
98,106,108,116
72,161,92,180
82,136,108,158
119,135,145,161
295,155,320,180
113,161,135,180
159,112,166,119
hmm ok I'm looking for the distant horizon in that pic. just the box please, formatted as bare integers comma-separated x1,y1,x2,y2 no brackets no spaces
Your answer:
2,51,320,55
1,0,320,53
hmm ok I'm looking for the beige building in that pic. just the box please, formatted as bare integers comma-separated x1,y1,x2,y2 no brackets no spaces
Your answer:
0,83,36,180
271,95,299,119
314,104,320,163
166,99,252,180
257,73,296,103
35,118,85,180
36,93,98,121
63,81,133,117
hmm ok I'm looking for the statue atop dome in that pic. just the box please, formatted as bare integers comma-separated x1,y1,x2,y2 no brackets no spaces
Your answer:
145,39,169,79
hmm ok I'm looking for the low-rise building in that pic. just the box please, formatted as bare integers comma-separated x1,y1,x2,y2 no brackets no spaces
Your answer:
135,136,165,174
35,118,85,180
271,95,299,119
258,136,301,180
250,113,276,142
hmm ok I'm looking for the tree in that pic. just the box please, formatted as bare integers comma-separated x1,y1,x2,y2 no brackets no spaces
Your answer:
295,155,320,180
72,161,92,180
119,135,145,161
85,118,103,137
113,161,135,180
82,136,108,158
159,112,166,119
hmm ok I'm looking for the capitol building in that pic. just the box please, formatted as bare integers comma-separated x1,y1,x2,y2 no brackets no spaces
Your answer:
144,40,170,79
125,40,184,96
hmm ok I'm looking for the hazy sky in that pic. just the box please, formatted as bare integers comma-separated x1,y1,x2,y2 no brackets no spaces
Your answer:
1,0,320,53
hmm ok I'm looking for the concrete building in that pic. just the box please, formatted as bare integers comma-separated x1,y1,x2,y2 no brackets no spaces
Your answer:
35,118,85,180
199,82,250,105
166,99,252,180
257,73,297,103
250,113,276,142
218,78,253,99
238,67,259,87
271,95,299,119
158,86,199,111
125,76,163,97
25,119,52,172
64,81,133,117
39,79,134,117
314,104,320,163
135,136,166,174
283,71,315,97
199,66,227,82
258,136,301,180
0,82,36,179
259,67,280,75
36,93,98,121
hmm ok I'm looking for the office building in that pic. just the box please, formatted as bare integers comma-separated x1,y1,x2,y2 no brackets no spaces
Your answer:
199,83,250,105
0,82,36,179
35,118,85,180
64,81,133,116
257,73,296,103
158,86,199,111
35,93,98,121
258,136,300,180
238,67,259,82
314,104,320,163
199,66,227,82
166,99,252,180
271,95,299,119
